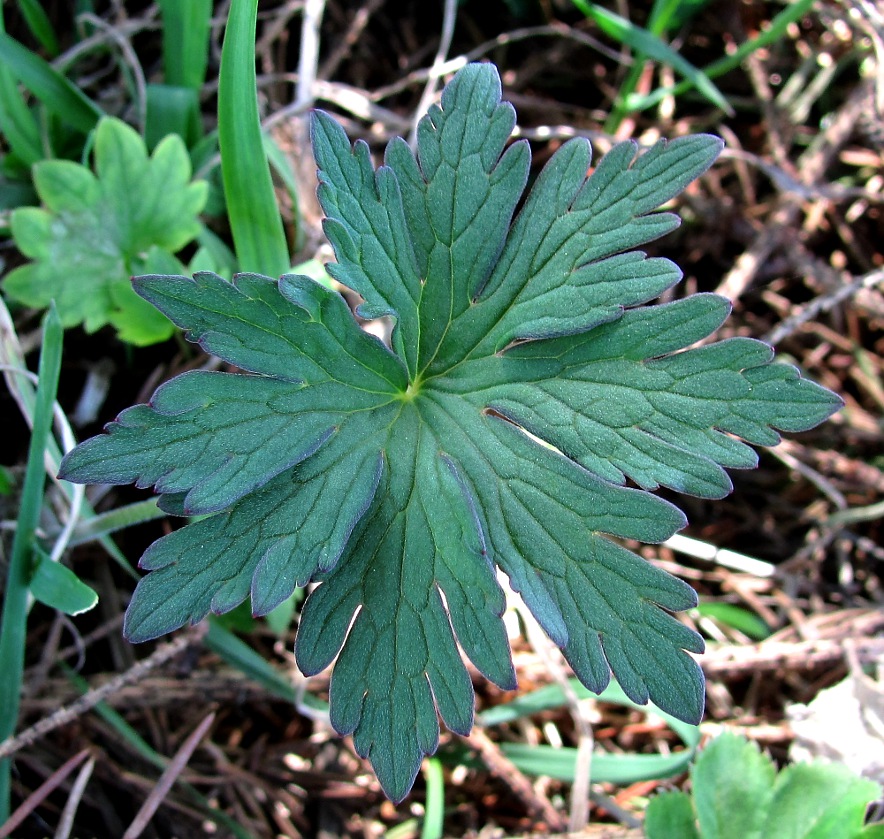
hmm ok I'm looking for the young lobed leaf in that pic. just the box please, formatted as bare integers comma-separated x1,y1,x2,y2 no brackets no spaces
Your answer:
644,790,701,839
58,63,842,801
691,731,776,839
764,762,883,839
3,116,208,345
646,733,884,839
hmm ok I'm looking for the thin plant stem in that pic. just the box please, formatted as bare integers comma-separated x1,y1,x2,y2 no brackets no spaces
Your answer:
0,305,63,821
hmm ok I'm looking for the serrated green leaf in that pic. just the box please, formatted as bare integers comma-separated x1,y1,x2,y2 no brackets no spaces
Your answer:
384,65,529,368
313,110,423,374
764,762,882,839
123,419,385,642
447,298,841,499
692,732,776,839
3,116,207,345
645,790,701,839
59,63,842,802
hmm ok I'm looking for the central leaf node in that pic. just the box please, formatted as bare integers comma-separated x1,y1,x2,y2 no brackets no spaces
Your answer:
398,377,423,402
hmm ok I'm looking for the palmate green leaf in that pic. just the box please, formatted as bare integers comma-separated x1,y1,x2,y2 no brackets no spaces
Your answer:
59,63,842,802
646,732,884,839
3,116,207,345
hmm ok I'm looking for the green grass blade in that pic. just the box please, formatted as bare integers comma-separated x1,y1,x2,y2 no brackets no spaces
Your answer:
570,0,731,115
475,677,700,785
500,741,694,784
0,30,103,134
479,679,699,749
0,296,133,578
421,758,445,839
0,304,63,822
605,0,694,131
15,0,60,57
145,82,201,148
263,132,304,254
217,0,289,276
195,225,238,277
626,0,815,112
0,7,42,165
159,0,212,90
695,602,771,640
65,498,165,548
647,0,683,31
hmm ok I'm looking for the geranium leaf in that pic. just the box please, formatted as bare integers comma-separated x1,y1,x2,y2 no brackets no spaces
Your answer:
3,116,207,345
59,62,842,802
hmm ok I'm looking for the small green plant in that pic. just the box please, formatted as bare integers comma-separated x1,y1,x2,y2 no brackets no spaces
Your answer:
645,732,884,839
59,63,841,801
3,116,207,345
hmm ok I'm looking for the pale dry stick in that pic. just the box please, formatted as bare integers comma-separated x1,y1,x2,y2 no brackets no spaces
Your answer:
0,364,78,460
249,76,411,134
373,23,628,103
743,49,792,170
716,127,757,206
313,79,410,130
827,498,884,527
699,636,884,679
716,81,870,302
588,791,642,831
0,627,206,761
319,0,387,81
207,0,232,67
0,295,79,481
296,0,326,109
522,610,594,834
786,51,845,128
720,149,884,203
31,615,123,677
54,756,95,839
721,574,781,632
255,0,304,70
842,0,884,113
121,712,216,839
26,614,67,701
265,28,622,139
511,124,606,144
0,749,90,839
465,727,568,833
53,11,159,74
766,445,848,511
20,671,281,714
852,533,884,562
776,48,826,119
75,12,149,132
408,0,459,148
764,267,884,346
663,533,776,578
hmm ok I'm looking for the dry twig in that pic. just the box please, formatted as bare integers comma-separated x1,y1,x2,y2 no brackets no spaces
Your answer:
0,627,205,761
465,727,568,833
